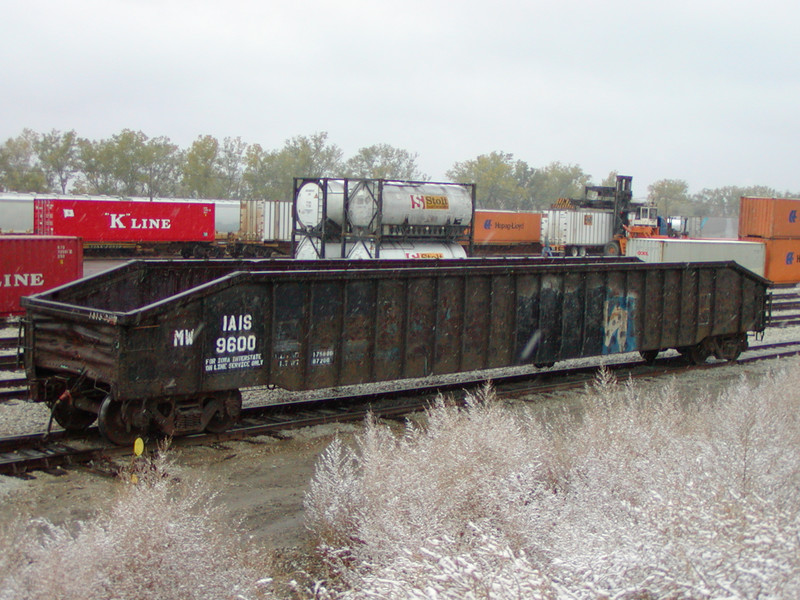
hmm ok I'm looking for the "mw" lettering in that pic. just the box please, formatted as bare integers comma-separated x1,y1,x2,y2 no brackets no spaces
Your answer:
173,329,195,346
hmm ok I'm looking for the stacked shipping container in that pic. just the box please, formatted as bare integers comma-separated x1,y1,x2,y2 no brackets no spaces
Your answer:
739,197,800,284
0,236,83,317
472,210,542,245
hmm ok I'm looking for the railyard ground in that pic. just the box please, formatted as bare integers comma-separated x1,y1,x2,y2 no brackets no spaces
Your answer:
1,343,797,562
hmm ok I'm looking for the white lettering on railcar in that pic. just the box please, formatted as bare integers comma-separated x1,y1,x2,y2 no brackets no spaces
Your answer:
222,314,252,331
275,350,301,368
88,311,118,324
205,354,263,371
173,329,195,346
205,313,263,372
312,349,334,366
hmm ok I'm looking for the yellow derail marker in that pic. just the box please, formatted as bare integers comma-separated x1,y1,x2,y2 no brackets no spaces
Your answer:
131,437,145,484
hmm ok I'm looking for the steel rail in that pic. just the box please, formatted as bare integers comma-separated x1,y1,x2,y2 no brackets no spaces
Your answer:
3,339,800,476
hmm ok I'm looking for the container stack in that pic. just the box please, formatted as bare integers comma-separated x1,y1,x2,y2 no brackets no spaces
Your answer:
739,196,800,284
0,235,83,317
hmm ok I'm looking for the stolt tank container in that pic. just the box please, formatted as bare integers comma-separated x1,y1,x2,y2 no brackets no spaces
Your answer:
738,196,800,239
347,241,468,260
295,179,474,230
0,235,83,317
626,238,766,277
294,237,353,259
473,210,542,244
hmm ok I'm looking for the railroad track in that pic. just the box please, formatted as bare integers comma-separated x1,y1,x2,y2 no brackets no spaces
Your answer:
768,285,800,327
3,337,800,476
0,319,25,402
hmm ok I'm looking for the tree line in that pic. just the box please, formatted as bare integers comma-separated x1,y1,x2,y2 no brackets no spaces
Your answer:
1,128,795,217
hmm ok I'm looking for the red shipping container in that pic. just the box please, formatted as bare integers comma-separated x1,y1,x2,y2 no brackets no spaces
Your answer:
33,198,215,243
0,236,84,317
738,196,800,239
473,210,542,244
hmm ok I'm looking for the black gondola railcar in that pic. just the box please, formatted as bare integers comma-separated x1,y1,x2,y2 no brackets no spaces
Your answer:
22,257,769,444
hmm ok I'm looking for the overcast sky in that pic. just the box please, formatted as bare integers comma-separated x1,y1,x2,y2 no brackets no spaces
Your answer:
2,0,799,197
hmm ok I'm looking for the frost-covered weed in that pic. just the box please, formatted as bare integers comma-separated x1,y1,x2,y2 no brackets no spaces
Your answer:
305,366,800,598
0,441,269,600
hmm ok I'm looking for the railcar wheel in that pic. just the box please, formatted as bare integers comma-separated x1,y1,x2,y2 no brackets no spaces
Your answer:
639,350,659,365
685,341,712,365
204,390,242,433
98,396,147,446
712,333,747,362
51,400,97,431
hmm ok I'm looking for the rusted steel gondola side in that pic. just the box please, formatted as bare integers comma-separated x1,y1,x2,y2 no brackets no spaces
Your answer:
22,258,769,444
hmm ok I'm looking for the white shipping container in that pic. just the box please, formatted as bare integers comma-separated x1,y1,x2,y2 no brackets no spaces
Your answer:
239,200,293,242
214,200,240,234
626,238,766,277
685,216,738,239
0,192,35,232
542,210,615,249
264,200,293,241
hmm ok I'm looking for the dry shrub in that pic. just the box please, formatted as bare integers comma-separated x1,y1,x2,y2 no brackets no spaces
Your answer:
305,365,800,599
0,441,270,600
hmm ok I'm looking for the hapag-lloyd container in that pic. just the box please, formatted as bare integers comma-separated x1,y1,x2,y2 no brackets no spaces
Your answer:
34,197,215,242
738,196,800,239
626,238,766,277
0,235,83,316
473,210,542,244
741,237,800,284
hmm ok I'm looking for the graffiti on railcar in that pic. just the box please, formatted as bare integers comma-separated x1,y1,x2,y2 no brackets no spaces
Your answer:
603,295,638,354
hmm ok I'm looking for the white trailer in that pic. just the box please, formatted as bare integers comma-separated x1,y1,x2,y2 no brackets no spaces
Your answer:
626,238,766,277
541,210,615,256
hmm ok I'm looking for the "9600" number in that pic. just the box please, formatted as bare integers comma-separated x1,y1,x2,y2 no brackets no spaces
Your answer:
216,334,257,354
